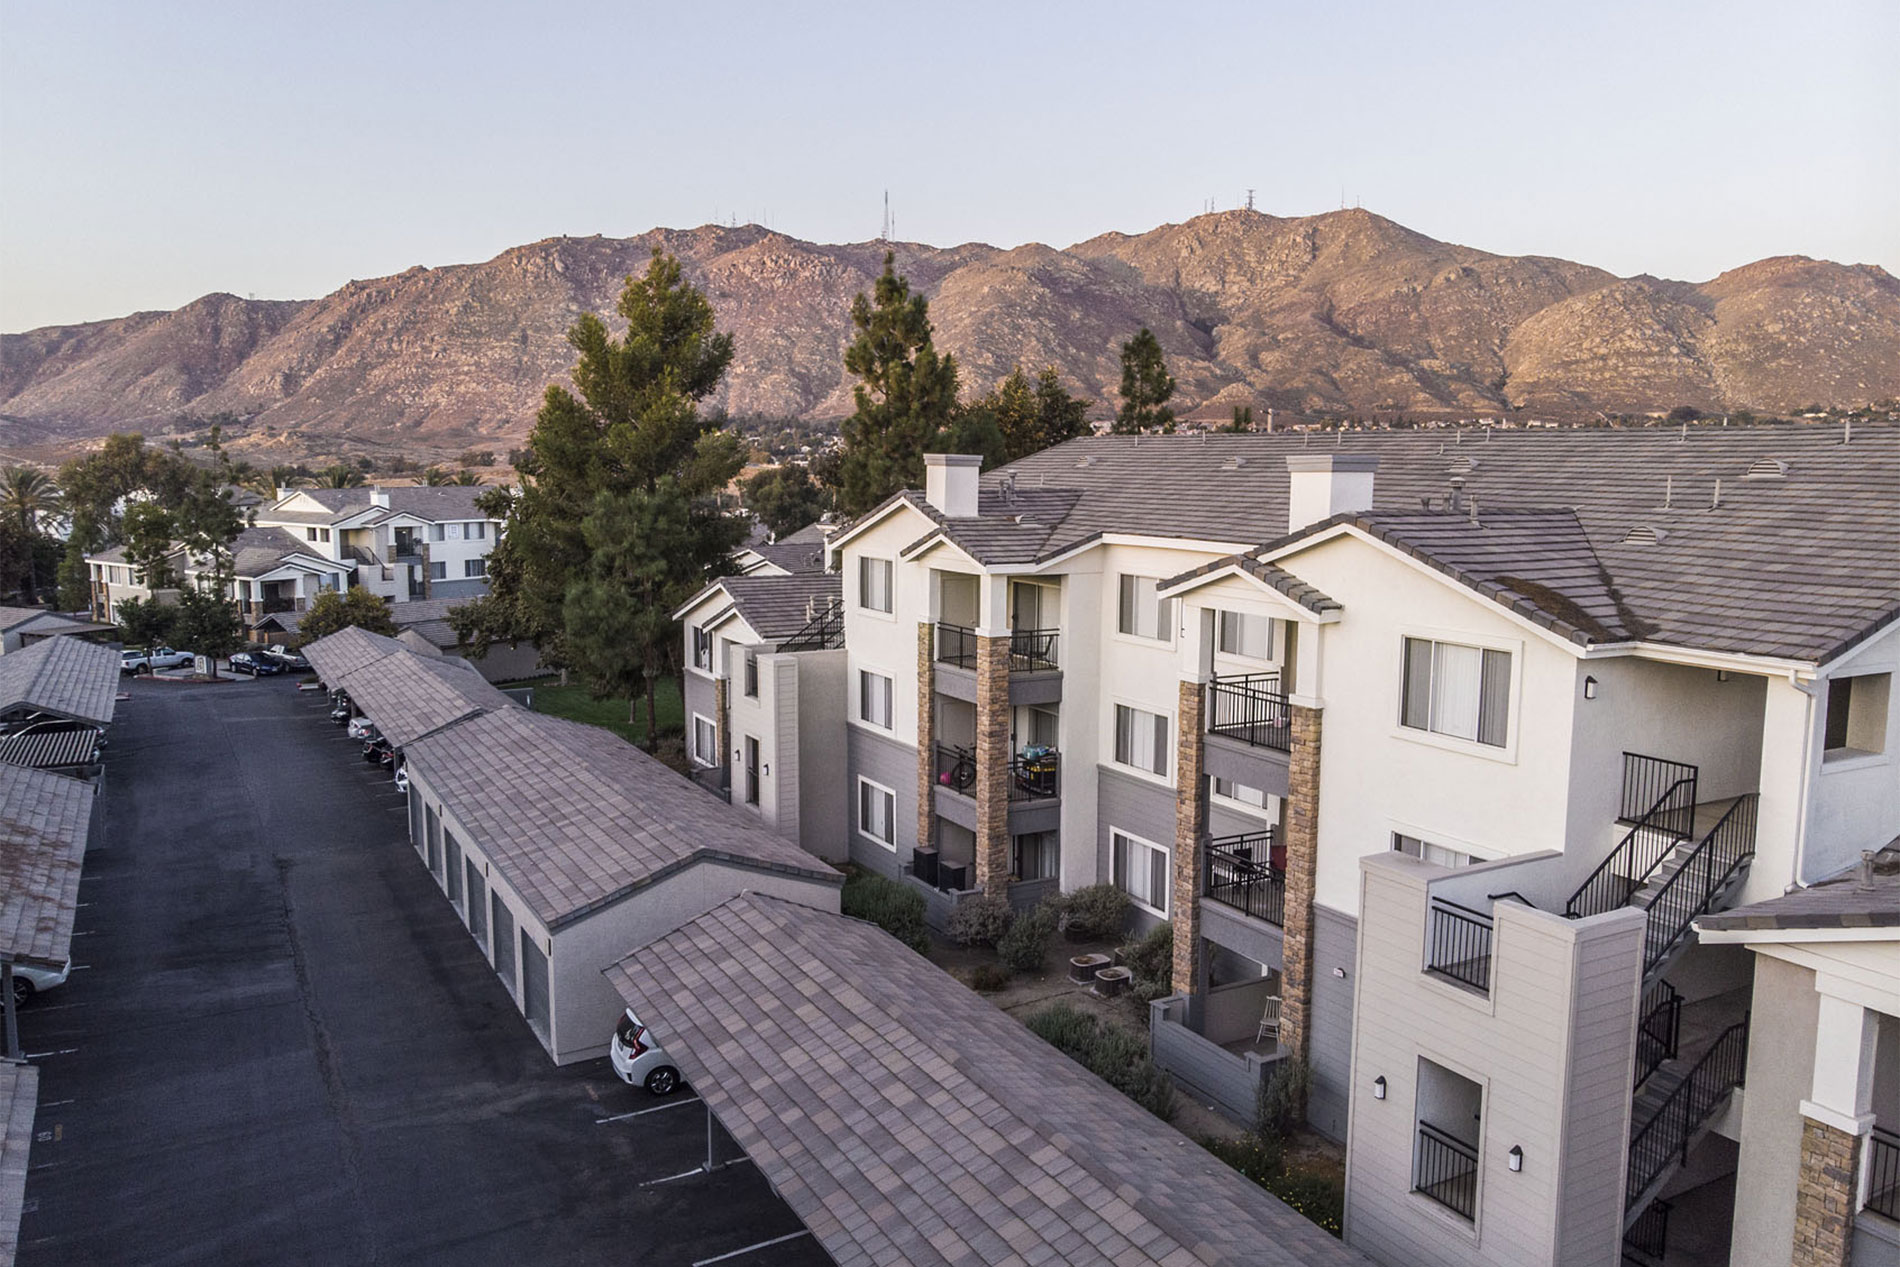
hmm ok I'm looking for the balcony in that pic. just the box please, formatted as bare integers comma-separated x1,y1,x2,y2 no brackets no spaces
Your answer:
1008,748,1059,804
1425,898,1494,994
1413,1121,1479,1220
1207,673,1290,752
932,622,1064,706
1865,1127,1899,1223
1204,830,1286,927
935,622,978,669
1009,628,1059,672
932,744,1061,835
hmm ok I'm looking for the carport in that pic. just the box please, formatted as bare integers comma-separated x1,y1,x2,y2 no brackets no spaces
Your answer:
302,625,512,749
0,763,97,1060
0,1061,37,1264
0,637,119,731
607,894,1374,1267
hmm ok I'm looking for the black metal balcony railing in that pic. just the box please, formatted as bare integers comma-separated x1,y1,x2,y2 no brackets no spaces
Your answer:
1009,628,1059,672
778,600,843,652
935,622,978,669
1426,899,1494,993
1568,754,1699,919
1642,795,1758,977
1205,831,1286,926
1620,752,1701,830
1207,673,1291,752
1008,750,1059,803
1867,1127,1900,1222
1634,980,1683,1090
935,744,977,794
1622,1198,1671,1265
1626,1015,1749,1208
1414,1121,1479,1220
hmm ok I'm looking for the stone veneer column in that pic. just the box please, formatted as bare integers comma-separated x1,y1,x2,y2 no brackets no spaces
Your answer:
1278,703,1322,1065
1171,680,1208,998
713,677,730,773
1790,1118,1864,1267
973,633,1011,893
915,622,937,856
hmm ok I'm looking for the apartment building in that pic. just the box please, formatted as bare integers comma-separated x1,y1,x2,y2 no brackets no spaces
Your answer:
692,422,1897,1267
86,484,502,633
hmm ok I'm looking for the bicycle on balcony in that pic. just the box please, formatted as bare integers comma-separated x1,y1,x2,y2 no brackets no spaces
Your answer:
937,744,977,793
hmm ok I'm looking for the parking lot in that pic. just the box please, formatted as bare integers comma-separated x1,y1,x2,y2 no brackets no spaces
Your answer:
16,673,831,1267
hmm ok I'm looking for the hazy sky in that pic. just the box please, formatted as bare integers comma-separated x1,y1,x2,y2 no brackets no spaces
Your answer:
4,0,1896,331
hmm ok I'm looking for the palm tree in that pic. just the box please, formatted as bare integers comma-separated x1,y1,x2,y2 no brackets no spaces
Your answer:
312,465,367,489
450,471,482,486
0,467,61,604
419,466,454,486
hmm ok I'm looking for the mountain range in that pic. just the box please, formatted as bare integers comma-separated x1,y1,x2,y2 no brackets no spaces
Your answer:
4,209,1897,459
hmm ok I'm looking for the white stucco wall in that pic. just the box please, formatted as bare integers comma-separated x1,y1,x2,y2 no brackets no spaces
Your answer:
1807,626,1900,886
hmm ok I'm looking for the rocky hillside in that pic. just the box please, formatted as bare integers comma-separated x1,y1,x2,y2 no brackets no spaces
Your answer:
4,210,1896,454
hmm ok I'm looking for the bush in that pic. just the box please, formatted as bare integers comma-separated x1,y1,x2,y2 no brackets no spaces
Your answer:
1118,923,1173,1001
1202,1132,1342,1237
841,870,929,953
1254,1057,1312,1145
1025,1003,1175,1120
997,900,1058,974
968,963,1012,993
1201,1133,1286,1185
945,893,1014,947
1056,884,1131,941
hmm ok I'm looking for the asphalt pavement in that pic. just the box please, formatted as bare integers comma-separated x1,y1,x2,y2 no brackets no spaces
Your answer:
15,673,831,1267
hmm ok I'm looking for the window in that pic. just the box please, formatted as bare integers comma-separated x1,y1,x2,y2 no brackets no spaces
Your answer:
305,527,319,542
428,561,448,581
859,670,893,728
1413,1059,1483,1221
1013,830,1059,881
1218,611,1272,660
743,735,760,806
1824,674,1890,760
690,625,713,672
463,558,486,578
857,777,896,848
859,557,893,613
691,715,717,766
1394,833,1475,869
1400,637,1511,747
1117,575,1173,641
468,522,486,540
465,861,486,943
1114,704,1171,777
1111,829,1168,916
743,653,759,699
428,523,447,542
320,528,331,543
491,894,516,985
1213,777,1267,809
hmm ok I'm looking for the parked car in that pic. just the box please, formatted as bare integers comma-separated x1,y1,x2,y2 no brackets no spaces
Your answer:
393,766,409,794
363,736,393,765
346,716,378,740
610,1008,682,1095
229,652,286,676
121,646,193,674
9,959,69,1007
265,647,311,671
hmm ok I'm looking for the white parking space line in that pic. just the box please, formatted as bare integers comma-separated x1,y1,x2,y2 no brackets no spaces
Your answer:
691,1229,813,1265
24,1048,79,1060
595,1095,702,1124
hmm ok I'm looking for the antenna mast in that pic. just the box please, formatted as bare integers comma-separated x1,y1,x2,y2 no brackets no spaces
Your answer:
881,190,891,242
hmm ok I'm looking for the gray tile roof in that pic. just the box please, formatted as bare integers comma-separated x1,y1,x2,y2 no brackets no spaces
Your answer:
274,485,495,524
1699,845,1900,932
405,712,837,929
0,764,95,969
716,573,844,642
0,608,50,633
302,627,511,747
388,597,470,627
228,525,333,579
877,423,1900,664
0,636,119,727
744,536,830,575
607,894,1372,1267
1160,555,1342,616
0,1061,37,1265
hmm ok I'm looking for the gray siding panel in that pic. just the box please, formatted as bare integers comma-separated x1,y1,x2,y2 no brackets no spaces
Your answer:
683,672,718,740
1203,733,1290,800
1307,906,1357,1142
846,723,918,880
1199,899,1285,971
1096,765,1177,937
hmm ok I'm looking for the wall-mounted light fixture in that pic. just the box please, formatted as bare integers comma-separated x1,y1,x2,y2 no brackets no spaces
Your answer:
1372,1076,1386,1101
1583,675,1599,700
763,763,770,777
1716,670,1732,683
1508,1145,1523,1172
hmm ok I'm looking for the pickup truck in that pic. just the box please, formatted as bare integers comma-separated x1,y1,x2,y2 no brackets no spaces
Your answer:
121,647,194,674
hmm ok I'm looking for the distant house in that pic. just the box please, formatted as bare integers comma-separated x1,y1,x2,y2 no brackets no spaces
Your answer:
0,607,115,655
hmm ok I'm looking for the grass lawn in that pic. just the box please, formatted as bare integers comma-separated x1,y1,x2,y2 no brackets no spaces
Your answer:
504,675,684,746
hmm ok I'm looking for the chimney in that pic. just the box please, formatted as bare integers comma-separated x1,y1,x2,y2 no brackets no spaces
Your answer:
370,488,390,510
1285,454,1378,533
924,453,981,518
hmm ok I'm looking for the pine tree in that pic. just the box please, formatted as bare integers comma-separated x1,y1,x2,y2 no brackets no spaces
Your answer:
980,365,1092,460
1114,328,1176,434
832,253,960,514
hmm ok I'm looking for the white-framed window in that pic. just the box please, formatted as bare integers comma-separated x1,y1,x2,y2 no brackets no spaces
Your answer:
464,558,486,578
468,522,487,540
743,653,759,699
690,625,713,672
305,527,319,542
1013,830,1059,881
857,777,896,849
428,523,447,542
691,714,717,766
1218,610,1272,661
859,670,893,728
320,527,331,543
859,556,893,613
1117,575,1173,641
1400,637,1511,748
1212,777,1267,809
1393,833,1475,869
428,561,448,581
1113,704,1170,778
1823,673,1890,761
1111,829,1169,916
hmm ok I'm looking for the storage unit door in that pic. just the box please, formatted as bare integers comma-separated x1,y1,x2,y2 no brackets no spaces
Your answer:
492,896,516,992
520,935,551,1037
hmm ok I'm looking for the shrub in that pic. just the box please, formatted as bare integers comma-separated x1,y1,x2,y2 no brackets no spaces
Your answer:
1025,1003,1175,1120
1201,1133,1286,1185
1056,884,1130,941
968,963,1013,993
1202,1132,1342,1237
1119,922,1173,1001
945,893,1014,947
840,870,929,953
997,900,1058,974
1254,1057,1312,1145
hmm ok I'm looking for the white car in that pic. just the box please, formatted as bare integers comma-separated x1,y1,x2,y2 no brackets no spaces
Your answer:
609,1008,681,1095
346,716,378,740
121,646,193,674
10,960,69,1006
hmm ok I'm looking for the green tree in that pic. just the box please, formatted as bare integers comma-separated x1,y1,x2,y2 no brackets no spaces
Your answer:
57,530,92,614
0,467,62,603
421,466,454,486
449,470,482,486
975,365,1091,461
831,252,960,514
1114,328,1176,434
171,582,245,677
932,406,1008,471
741,465,827,539
121,500,183,592
312,464,367,488
297,587,399,644
1226,405,1254,433
115,596,178,655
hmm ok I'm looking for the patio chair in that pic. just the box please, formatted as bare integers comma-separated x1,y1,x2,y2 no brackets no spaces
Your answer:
1257,995,1282,1044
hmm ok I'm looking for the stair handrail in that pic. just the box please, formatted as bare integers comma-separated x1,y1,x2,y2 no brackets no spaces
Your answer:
1634,980,1683,1089
1626,1014,1749,1212
779,600,844,652
1567,774,1699,919
1642,795,1758,977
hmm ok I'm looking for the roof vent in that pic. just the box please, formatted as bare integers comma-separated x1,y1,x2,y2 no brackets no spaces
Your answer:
1074,455,1096,469
1221,456,1247,471
1744,457,1788,479
1448,455,1478,474
1622,525,1668,545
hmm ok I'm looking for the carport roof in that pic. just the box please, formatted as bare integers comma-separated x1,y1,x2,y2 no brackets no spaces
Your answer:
405,710,838,930
0,763,96,970
303,626,513,746
0,636,119,728
0,1061,37,1263
606,895,1372,1267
